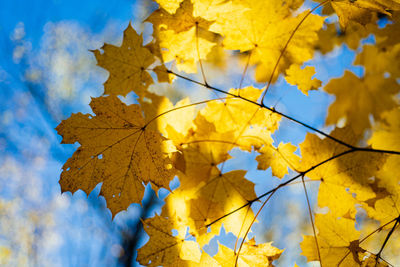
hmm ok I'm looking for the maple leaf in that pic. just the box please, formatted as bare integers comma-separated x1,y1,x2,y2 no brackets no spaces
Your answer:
299,127,386,214
147,0,216,72
137,215,202,266
318,182,358,218
363,190,400,227
366,108,400,224
301,212,366,266
256,142,300,179
201,87,281,133
315,19,377,54
331,1,381,29
139,91,195,137
372,11,400,48
214,239,283,267
188,251,220,266
353,44,400,77
285,64,321,95
368,108,400,201
56,95,175,216
331,0,400,29
369,108,400,152
159,188,196,239
200,86,281,152
172,114,234,189
324,70,400,134
92,23,155,97
214,0,324,82
189,170,256,244
154,0,183,14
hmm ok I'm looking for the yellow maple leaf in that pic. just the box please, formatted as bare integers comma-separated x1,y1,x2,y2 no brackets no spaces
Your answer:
56,96,175,216
317,182,358,218
372,11,400,48
137,215,202,266
369,108,400,151
239,238,284,266
300,127,385,203
214,243,249,267
315,20,375,53
331,0,400,29
285,64,321,95
147,0,216,72
172,114,234,189
214,239,283,267
92,23,155,97
189,170,256,244
154,0,183,14
324,70,400,134
366,109,400,224
139,92,195,138
256,142,300,179
152,64,175,83
354,44,400,82
201,86,281,132
301,212,366,266
364,191,400,227
236,125,274,152
154,0,245,22
214,0,324,82
160,188,197,238
188,251,221,267
332,1,380,29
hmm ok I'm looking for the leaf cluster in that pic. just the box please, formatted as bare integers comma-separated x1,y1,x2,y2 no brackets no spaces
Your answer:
56,0,400,266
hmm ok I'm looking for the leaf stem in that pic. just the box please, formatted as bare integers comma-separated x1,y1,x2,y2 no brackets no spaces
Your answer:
302,175,322,266
195,23,208,86
144,97,228,127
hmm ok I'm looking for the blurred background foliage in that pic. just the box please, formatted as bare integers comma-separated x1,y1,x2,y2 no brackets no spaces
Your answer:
0,0,165,265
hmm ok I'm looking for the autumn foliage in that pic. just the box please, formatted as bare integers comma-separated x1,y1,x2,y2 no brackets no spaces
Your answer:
56,0,400,266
